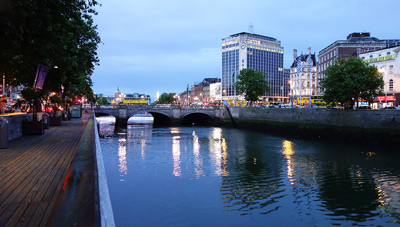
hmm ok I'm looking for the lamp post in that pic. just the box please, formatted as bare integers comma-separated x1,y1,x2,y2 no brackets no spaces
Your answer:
379,67,387,107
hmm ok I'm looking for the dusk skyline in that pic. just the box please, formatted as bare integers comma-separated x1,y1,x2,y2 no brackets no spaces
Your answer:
92,0,400,99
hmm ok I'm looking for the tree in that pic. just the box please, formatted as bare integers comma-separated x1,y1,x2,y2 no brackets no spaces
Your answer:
157,93,176,104
0,0,100,99
320,57,383,108
234,68,270,106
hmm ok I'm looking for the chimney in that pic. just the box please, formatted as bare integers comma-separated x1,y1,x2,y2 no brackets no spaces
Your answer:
308,47,311,55
293,49,297,61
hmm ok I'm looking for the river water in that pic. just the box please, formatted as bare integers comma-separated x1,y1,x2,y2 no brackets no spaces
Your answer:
97,119,400,226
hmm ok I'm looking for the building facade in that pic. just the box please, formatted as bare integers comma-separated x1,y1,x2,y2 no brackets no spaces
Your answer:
318,32,400,94
359,46,400,107
290,48,318,105
221,32,284,104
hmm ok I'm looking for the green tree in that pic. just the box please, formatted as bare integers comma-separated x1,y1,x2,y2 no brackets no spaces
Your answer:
320,57,383,108
0,0,100,99
157,93,176,104
234,68,270,106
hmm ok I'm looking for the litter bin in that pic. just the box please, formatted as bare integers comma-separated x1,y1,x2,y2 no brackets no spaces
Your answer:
42,113,49,129
0,117,9,149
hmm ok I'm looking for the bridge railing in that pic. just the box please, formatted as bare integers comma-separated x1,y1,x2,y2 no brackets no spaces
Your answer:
93,104,223,110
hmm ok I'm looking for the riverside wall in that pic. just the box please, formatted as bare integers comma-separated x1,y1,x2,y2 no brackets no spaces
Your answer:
227,107,400,147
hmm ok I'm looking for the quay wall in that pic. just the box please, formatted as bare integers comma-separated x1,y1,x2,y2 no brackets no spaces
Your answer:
228,107,400,146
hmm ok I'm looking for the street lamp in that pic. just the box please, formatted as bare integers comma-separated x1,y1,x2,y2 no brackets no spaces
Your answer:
379,67,387,107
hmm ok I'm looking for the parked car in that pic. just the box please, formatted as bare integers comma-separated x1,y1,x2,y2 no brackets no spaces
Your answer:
4,104,15,113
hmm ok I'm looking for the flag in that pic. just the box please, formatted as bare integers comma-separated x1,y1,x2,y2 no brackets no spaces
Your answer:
34,65,49,89
186,84,189,92
309,55,312,73
232,73,235,84
297,56,301,73
309,96,312,105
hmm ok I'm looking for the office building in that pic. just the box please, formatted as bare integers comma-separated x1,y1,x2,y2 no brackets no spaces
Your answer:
221,32,284,103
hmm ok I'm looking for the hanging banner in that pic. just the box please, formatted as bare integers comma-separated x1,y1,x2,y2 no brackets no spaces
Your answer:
33,65,49,89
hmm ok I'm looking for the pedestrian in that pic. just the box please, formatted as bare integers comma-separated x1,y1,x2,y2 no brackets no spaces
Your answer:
0,95,7,114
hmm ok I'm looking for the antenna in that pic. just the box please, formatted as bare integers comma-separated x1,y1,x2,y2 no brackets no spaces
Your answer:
248,22,254,34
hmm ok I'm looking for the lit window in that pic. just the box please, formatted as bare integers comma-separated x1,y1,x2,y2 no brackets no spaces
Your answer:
389,79,393,91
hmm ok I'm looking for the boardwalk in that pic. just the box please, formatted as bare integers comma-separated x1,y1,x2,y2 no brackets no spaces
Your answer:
0,114,89,226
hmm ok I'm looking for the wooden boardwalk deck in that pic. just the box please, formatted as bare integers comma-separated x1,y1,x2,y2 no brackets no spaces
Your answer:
0,114,89,227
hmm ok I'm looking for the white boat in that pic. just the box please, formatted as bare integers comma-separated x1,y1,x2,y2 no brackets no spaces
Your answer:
127,113,154,125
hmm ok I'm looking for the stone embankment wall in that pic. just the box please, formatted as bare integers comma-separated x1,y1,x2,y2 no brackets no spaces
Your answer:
226,107,400,146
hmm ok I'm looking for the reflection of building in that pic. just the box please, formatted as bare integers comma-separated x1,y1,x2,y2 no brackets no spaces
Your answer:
359,46,400,107
290,48,318,103
221,32,284,103
318,32,400,95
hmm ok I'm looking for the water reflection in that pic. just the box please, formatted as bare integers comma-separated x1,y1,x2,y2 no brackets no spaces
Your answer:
100,126,400,226
127,124,153,159
220,132,284,215
96,116,116,137
171,128,182,177
118,133,127,179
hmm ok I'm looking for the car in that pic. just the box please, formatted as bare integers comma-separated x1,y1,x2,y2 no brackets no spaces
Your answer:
4,104,15,113
395,106,400,110
358,106,371,110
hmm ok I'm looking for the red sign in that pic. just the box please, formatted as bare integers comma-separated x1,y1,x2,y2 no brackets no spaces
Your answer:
377,95,395,101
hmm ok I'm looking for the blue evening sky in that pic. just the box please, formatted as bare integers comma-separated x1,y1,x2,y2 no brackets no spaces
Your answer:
92,0,400,99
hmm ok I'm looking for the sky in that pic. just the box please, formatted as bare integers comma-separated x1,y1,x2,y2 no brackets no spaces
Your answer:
91,0,400,99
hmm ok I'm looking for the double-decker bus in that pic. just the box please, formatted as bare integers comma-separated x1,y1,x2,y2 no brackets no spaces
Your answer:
122,97,151,105
297,95,326,107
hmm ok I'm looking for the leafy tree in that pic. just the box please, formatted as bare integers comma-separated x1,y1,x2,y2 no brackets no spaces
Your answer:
0,0,100,99
96,97,110,105
234,68,270,106
320,57,383,108
157,93,176,104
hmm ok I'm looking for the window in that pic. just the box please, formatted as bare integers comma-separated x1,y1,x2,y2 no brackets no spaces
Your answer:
389,65,394,74
387,52,391,55
389,79,393,91
370,55,373,58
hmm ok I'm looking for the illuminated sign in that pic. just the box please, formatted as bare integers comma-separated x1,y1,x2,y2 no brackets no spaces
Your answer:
364,54,395,64
377,95,395,101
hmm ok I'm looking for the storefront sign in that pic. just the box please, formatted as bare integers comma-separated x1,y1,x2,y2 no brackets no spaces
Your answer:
377,95,395,101
364,54,395,64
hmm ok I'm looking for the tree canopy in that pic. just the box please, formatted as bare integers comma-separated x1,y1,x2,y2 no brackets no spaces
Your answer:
0,0,101,101
320,57,383,108
157,93,176,104
234,68,270,105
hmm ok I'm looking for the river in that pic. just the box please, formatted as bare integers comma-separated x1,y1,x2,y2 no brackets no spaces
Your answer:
97,118,400,226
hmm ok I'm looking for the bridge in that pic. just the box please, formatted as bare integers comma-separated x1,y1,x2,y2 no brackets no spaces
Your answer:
93,105,228,126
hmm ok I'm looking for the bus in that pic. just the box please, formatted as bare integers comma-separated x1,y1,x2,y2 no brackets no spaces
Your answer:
297,95,326,107
122,97,151,105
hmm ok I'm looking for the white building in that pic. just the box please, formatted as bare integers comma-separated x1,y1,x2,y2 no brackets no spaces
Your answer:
209,82,221,103
290,48,318,105
359,46,400,107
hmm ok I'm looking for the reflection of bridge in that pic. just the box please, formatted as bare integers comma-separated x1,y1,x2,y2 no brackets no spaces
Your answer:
93,105,227,126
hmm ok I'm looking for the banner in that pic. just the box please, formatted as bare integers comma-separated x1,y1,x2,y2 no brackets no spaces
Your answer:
33,65,49,89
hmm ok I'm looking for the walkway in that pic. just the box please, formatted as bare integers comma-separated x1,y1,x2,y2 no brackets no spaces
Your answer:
0,114,89,226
